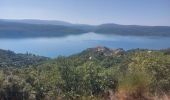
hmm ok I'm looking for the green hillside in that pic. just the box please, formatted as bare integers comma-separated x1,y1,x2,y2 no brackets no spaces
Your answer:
0,47,169,99
0,49,49,68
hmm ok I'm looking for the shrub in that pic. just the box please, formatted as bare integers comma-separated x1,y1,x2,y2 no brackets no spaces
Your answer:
117,72,151,100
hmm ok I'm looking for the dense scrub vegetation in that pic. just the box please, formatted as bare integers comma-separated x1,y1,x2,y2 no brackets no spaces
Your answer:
0,47,169,100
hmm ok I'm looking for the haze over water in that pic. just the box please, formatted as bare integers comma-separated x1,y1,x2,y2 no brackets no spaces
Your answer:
0,32,170,57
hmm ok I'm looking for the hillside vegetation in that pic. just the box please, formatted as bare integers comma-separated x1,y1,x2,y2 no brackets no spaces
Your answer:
0,49,49,67
0,47,169,100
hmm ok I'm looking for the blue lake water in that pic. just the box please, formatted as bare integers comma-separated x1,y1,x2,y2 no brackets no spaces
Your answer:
0,32,170,57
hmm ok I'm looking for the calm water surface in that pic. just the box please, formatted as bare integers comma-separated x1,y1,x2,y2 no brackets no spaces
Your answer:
0,33,170,57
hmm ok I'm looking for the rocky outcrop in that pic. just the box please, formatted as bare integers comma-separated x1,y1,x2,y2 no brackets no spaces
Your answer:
86,46,125,57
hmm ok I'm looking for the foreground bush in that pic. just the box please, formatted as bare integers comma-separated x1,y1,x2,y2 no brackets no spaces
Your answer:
117,72,151,100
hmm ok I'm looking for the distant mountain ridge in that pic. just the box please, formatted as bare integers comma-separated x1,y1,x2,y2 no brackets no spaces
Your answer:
0,19,170,38
0,19,73,26
95,23,170,36
0,20,88,38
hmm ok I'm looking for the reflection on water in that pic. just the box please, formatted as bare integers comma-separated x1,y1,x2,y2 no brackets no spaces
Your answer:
0,33,170,57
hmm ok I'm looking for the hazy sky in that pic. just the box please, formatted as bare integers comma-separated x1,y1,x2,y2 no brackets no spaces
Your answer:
0,0,170,25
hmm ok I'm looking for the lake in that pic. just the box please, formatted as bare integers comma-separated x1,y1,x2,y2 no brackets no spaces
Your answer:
0,32,170,57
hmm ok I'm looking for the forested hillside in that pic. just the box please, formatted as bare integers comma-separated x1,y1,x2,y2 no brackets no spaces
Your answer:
0,47,169,100
0,49,49,67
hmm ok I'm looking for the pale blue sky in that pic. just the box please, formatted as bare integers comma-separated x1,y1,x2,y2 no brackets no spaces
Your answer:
0,0,170,25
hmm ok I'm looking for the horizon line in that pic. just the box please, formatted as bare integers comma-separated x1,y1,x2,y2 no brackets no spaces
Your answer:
0,18,169,27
